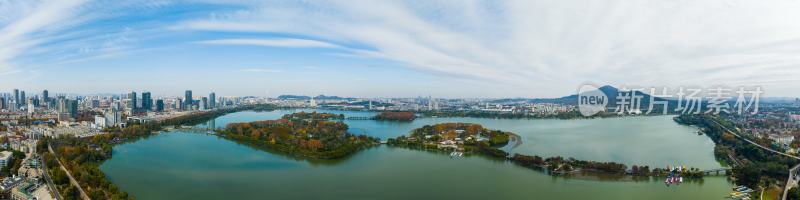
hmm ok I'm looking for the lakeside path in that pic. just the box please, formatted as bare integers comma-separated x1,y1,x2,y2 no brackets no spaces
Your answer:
505,132,523,150
48,143,92,200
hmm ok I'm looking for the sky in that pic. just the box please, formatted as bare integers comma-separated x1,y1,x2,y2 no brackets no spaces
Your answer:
0,0,799,98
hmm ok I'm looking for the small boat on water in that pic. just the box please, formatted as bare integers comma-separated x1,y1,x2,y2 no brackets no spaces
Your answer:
664,165,685,186
728,186,754,199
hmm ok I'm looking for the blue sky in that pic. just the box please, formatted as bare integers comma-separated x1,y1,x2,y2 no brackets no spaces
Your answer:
1,0,799,98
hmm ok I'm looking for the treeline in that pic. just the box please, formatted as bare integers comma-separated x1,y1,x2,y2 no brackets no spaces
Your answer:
507,151,704,178
218,112,379,159
374,111,415,121
674,114,798,188
420,110,593,119
41,104,277,200
509,154,625,174
284,111,344,121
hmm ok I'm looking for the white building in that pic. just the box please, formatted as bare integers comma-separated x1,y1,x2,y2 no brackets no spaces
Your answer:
94,115,107,129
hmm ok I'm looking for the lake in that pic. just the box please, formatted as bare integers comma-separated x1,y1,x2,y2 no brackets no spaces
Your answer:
100,110,732,199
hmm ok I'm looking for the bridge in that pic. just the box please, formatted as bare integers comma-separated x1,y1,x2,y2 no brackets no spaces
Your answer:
345,116,374,120
164,127,218,134
702,168,729,176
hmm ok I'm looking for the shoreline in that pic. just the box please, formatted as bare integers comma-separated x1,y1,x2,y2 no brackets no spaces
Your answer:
48,108,729,199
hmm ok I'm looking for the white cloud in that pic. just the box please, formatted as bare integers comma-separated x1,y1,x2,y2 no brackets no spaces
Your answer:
179,0,800,96
0,0,88,72
240,68,282,73
197,38,340,49
2,0,800,96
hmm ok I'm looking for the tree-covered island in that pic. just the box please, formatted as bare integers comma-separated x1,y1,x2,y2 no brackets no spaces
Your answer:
387,123,511,157
218,112,380,159
373,111,416,121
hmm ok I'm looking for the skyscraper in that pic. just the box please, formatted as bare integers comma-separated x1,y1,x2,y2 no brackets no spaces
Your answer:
209,92,216,109
106,101,123,127
129,91,137,111
201,97,208,110
43,89,49,102
184,90,193,110
67,99,77,118
32,96,39,107
19,91,25,106
13,89,18,106
142,92,152,111
155,99,164,112
57,96,66,113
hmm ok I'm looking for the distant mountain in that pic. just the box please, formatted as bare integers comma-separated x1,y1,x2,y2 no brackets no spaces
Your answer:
557,85,677,110
489,85,679,113
277,95,311,100
276,95,356,101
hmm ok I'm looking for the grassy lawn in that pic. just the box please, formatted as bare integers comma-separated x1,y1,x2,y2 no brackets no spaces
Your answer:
763,186,782,200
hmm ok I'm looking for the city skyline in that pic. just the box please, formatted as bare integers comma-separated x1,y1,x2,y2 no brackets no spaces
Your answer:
1,1,800,98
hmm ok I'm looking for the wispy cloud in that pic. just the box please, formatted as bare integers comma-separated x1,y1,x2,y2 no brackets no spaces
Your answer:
177,0,800,93
240,68,283,73
197,38,341,49
0,0,176,74
0,0,88,72
2,0,800,96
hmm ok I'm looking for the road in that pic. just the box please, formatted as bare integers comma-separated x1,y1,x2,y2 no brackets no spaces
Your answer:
48,143,92,200
783,164,800,200
38,153,63,200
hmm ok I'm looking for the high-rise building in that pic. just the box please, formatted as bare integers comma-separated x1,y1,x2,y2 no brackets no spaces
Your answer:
91,99,100,108
19,91,25,106
27,101,35,114
0,97,4,110
141,92,152,111
32,96,39,107
13,89,19,106
129,91,137,110
209,92,216,109
155,99,164,112
57,98,78,121
200,97,208,110
184,90,193,110
67,99,77,118
42,90,49,102
57,96,66,113
106,101,123,127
